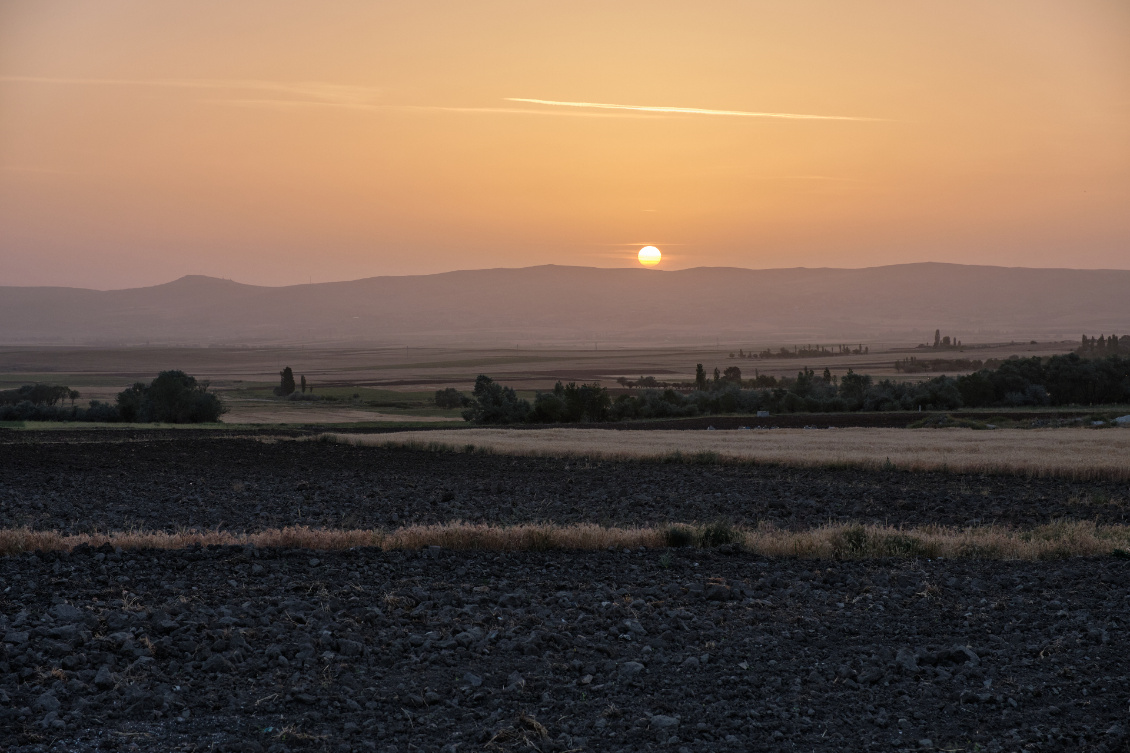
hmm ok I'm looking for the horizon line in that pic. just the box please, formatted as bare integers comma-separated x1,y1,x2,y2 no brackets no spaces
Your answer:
5,261,1130,292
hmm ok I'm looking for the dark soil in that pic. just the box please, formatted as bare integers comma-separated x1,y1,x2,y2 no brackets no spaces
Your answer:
3,547,1129,752
1,437,1127,535
0,409,1104,441
3,435,1130,752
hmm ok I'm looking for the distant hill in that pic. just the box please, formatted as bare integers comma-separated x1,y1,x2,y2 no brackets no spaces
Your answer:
2,263,1128,346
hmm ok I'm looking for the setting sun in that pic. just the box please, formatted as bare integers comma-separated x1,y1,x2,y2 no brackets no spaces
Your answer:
638,246,662,267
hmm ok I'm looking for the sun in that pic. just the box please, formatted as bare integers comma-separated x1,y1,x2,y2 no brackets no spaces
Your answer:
637,246,662,267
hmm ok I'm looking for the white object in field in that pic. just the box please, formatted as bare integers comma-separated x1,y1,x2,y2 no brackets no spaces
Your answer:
1115,415,1130,426
756,410,770,418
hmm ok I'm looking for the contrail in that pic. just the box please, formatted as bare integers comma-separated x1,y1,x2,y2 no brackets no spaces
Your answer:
506,98,880,121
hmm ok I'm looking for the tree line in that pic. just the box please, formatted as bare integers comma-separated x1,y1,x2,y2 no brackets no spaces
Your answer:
1078,334,1129,357
731,344,868,360
452,353,1130,424
0,371,224,423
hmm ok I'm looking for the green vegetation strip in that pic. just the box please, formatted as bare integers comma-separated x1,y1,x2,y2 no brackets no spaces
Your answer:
2,522,1128,560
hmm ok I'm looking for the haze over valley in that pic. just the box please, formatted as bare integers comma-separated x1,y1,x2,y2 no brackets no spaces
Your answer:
3,262,1128,346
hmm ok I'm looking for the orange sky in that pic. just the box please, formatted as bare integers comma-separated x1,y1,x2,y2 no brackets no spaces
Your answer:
1,1,1128,288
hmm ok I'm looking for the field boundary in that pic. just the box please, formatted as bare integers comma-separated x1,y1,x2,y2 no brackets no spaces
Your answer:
3,521,1129,560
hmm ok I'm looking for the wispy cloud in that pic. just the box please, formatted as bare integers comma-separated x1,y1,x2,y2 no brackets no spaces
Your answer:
0,77,879,122
213,98,663,118
506,98,881,121
0,76,660,118
0,76,382,106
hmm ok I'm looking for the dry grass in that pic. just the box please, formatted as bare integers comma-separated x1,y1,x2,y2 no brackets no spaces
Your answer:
221,402,461,425
2,521,1128,560
321,426,1130,481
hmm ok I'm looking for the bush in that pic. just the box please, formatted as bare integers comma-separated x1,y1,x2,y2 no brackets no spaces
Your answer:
664,525,695,547
286,392,323,402
116,370,225,423
0,399,120,423
435,388,469,409
698,520,740,548
83,400,121,422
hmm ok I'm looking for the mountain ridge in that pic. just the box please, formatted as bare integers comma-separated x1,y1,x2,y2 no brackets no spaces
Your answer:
2,263,1128,346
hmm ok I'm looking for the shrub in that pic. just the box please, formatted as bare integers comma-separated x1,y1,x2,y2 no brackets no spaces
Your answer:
830,525,870,558
698,520,740,548
664,525,695,548
286,392,322,402
0,399,121,423
83,400,121,422
435,388,469,409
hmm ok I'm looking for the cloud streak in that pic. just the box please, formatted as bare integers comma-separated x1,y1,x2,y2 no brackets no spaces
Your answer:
213,98,663,118
0,77,877,121
0,76,382,105
1,76,659,118
506,98,881,121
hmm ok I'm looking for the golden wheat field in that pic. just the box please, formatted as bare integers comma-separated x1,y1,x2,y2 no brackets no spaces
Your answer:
325,426,1130,480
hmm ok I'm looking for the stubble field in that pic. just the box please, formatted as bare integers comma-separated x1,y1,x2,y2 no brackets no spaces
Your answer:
329,426,1130,481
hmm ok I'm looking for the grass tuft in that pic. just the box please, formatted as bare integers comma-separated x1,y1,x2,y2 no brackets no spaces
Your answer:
664,525,695,548
698,520,740,548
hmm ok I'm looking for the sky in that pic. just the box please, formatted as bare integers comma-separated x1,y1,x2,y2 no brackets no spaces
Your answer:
1,1,1128,289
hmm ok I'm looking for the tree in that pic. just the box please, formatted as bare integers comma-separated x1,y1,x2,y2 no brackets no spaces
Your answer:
531,381,611,423
115,382,148,421
934,329,941,348
300,375,307,394
116,370,225,423
839,369,872,404
462,375,530,424
695,364,707,391
0,384,73,406
712,367,721,384
276,367,296,396
722,366,742,385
